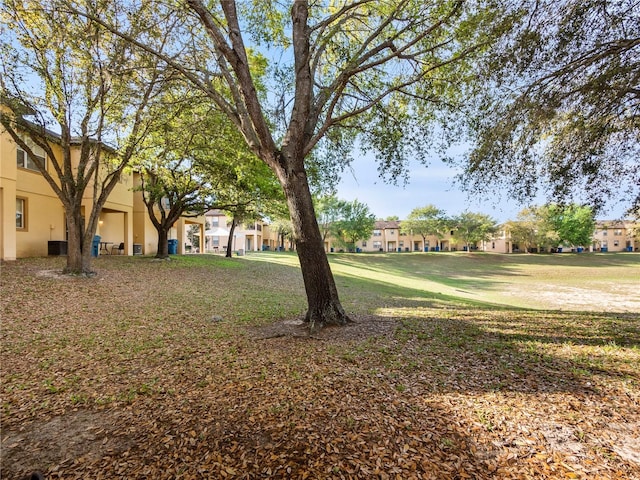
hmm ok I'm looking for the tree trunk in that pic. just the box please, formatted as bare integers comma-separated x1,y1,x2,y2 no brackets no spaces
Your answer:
156,228,169,259
281,161,349,330
64,207,95,275
225,217,237,258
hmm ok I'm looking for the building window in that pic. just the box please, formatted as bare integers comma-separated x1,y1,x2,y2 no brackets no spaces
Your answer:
373,241,382,250
390,230,394,235
16,198,26,229
373,230,381,236
492,242,495,249
213,236,220,246
399,241,404,248
212,217,219,227
602,229,608,236
614,229,622,236
614,240,619,247
16,137,46,171
362,241,367,247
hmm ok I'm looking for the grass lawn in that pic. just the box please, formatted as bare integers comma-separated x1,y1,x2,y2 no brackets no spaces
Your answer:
1,252,639,479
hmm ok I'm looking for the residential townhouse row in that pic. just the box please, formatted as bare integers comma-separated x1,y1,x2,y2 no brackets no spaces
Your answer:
2,125,637,260
202,217,638,256
329,220,639,254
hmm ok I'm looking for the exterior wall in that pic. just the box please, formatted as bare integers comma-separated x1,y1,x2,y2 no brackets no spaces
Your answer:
593,221,638,252
479,229,512,253
1,126,18,259
203,210,279,253
1,127,67,260
1,128,203,260
203,210,274,253
96,168,134,254
261,224,279,251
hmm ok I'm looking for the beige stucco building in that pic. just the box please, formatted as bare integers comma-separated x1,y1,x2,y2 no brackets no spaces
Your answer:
324,219,637,255
203,210,279,254
323,220,458,253
1,125,204,260
592,221,638,252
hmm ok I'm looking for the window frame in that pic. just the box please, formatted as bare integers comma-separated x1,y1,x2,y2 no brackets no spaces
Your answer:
16,197,27,231
16,136,47,172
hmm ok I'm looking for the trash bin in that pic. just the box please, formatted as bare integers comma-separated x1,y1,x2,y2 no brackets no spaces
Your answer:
557,247,563,253
356,247,361,253
133,243,142,255
627,246,633,252
237,249,244,256
92,235,101,257
330,247,334,253
168,239,178,254
435,246,440,252
577,247,584,253
600,247,608,252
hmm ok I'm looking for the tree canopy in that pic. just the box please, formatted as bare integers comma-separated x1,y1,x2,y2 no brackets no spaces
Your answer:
331,199,376,251
65,0,513,329
461,0,640,216
452,212,498,250
547,204,596,248
400,205,449,246
505,206,559,252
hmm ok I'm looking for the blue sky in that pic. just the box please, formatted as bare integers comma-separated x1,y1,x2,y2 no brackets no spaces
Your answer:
336,154,526,223
336,153,630,223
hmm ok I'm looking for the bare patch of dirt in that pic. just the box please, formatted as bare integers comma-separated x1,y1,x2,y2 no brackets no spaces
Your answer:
1,409,132,477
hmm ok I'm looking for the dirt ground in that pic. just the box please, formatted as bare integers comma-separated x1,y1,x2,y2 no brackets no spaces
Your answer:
1,257,639,479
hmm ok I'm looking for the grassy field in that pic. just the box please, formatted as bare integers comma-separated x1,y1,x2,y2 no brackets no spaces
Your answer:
1,251,639,479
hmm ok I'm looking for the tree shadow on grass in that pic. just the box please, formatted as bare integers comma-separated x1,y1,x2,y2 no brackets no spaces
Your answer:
2,254,638,478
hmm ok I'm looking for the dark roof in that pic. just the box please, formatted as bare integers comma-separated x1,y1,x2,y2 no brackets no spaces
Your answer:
375,220,401,230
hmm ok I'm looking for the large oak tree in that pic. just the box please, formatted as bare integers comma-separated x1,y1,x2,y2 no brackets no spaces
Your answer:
70,0,509,328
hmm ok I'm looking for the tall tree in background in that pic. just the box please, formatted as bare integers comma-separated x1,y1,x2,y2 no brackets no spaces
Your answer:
332,199,376,252
452,212,498,251
136,85,280,258
138,162,215,259
506,205,558,252
462,0,640,215
400,205,449,251
315,195,347,244
0,0,172,274
74,0,510,329
547,204,596,249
